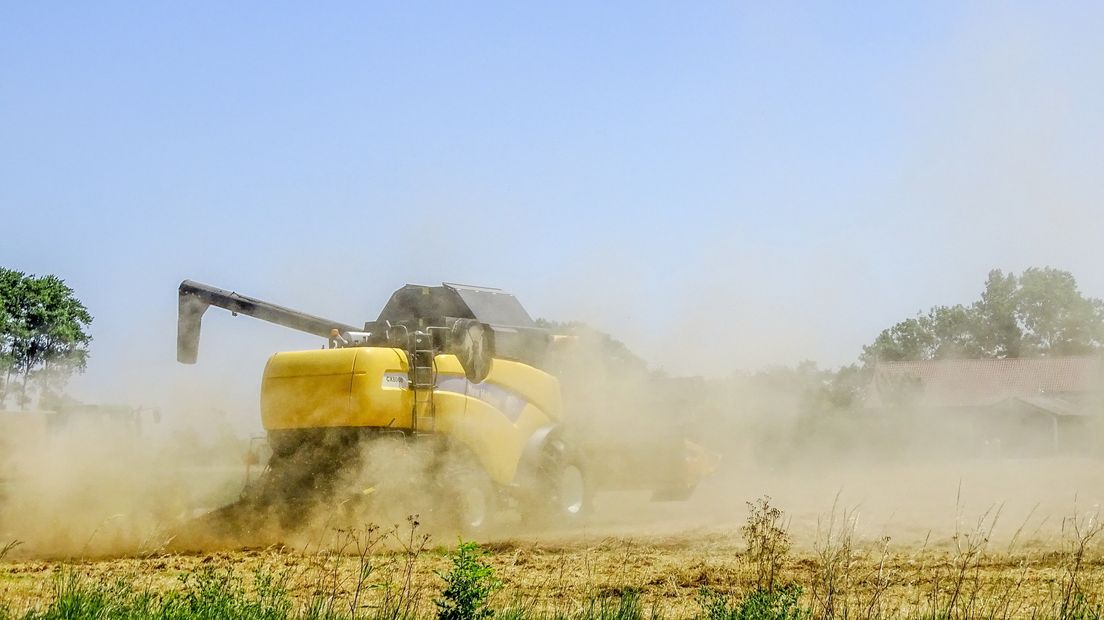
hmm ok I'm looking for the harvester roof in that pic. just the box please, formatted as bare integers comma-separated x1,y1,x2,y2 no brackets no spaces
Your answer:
377,283,535,328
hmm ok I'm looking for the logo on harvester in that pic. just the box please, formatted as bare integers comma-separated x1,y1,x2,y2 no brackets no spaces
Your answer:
381,372,408,389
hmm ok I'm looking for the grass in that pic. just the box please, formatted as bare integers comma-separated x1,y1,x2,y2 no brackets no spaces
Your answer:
17,566,291,620
0,500,1102,619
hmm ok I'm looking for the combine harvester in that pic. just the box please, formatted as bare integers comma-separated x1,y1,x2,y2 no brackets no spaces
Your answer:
178,280,714,533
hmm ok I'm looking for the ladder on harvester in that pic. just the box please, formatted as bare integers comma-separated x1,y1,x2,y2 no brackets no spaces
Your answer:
409,330,437,433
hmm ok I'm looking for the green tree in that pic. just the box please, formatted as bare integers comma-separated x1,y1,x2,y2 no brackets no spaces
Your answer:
0,269,21,400
974,269,1022,357
861,313,937,363
0,268,30,405
861,267,1104,365
0,269,92,408
1016,267,1104,356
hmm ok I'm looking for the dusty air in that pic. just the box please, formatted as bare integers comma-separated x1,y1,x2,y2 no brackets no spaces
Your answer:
3,3,1104,618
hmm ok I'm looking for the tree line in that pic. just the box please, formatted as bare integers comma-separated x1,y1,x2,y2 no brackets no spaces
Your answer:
2,264,1100,412
0,268,92,409
861,267,1104,365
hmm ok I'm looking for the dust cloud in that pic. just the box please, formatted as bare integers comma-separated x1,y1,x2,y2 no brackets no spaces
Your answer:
5,6,1104,561
2,299,1103,560
0,403,249,559
538,329,1104,550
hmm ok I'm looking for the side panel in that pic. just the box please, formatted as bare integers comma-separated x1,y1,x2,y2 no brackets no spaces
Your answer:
432,356,560,485
261,349,356,428
262,348,412,429
476,358,562,421
350,347,414,429
432,391,554,485
261,348,562,486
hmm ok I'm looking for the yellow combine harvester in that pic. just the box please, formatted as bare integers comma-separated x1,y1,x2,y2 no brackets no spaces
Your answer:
178,280,712,532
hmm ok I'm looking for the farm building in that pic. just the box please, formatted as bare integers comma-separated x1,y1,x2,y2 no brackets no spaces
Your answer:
866,356,1104,455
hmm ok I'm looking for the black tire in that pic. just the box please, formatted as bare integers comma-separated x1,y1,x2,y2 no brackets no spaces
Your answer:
525,437,592,527
436,458,498,537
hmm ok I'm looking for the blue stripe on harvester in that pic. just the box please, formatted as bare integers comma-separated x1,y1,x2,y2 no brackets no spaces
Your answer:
435,375,528,423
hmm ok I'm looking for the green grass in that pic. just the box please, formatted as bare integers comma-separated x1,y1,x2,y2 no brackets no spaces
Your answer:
18,566,292,620
4,568,657,620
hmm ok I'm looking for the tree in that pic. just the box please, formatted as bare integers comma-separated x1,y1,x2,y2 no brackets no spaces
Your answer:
0,268,28,404
1016,268,1104,356
861,267,1104,365
0,268,93,408
974,269,1022,357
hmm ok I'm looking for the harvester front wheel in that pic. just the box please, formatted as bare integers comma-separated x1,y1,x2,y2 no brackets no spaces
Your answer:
527,439,591,527
438,462,498,537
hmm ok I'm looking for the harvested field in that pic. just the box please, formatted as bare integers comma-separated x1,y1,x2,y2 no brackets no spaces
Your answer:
2,456,1103,619
0,528,1102,618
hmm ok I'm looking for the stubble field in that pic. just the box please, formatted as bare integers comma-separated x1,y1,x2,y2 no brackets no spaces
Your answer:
1,458,1102,618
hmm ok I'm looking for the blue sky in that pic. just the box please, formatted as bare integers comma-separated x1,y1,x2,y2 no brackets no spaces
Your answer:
2,3,1103,417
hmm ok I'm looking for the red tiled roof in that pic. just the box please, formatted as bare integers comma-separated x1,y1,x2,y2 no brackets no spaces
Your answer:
868,356,1103,408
